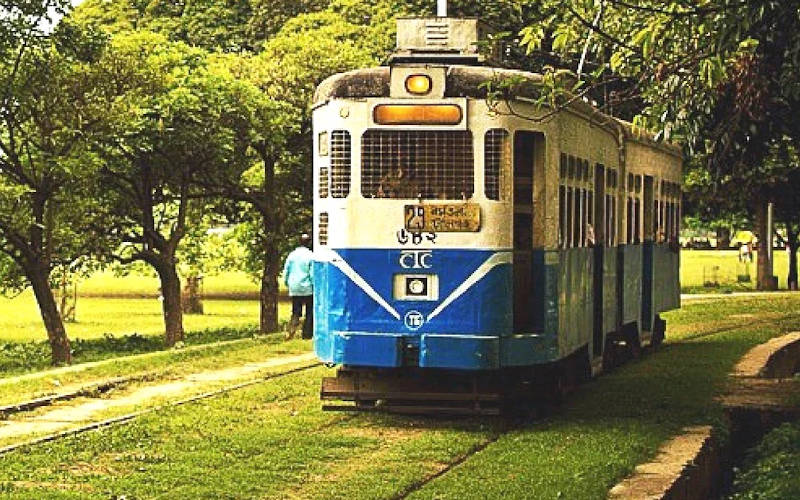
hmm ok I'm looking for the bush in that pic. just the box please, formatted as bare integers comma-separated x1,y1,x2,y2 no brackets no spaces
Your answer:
729,422,800,499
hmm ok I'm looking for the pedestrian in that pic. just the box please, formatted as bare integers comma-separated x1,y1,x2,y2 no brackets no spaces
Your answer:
282,233,314,339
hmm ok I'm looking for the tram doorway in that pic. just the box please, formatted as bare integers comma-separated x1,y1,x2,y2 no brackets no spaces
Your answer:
512,131,536,332
592,165,605,357
642,175,655,332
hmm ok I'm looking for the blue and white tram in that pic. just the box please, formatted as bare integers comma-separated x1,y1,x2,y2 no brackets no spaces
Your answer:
311,17,682,413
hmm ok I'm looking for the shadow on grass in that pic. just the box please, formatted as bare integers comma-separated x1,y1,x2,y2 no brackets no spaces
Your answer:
0,324,284,376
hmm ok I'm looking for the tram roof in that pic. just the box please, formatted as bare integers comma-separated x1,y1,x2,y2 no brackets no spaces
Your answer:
313,65,682,158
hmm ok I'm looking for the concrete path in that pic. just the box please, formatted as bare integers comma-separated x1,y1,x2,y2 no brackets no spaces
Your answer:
681,290,800,301
0,352,316,445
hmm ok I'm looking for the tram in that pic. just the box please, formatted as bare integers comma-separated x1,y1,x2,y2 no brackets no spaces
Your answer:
311,16,682,414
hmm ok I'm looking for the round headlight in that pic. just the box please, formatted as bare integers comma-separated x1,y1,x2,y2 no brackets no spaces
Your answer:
405,74,432,95
408,279,425,294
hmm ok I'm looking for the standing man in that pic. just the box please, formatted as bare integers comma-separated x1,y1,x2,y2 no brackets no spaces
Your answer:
282,233,314,339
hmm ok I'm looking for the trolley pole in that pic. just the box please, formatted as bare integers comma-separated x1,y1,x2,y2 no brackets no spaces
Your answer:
437,0,447,17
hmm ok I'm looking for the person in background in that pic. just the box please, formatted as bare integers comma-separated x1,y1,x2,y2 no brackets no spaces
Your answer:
282,233,314,339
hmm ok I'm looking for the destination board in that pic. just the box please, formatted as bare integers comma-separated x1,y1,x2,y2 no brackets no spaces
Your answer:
404,203,481,233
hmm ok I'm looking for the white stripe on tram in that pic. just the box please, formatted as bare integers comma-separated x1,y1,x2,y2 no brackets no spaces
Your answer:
316,249,401,320
427,251,512,321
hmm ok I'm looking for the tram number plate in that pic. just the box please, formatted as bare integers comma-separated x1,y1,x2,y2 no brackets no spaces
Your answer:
404,204,481,232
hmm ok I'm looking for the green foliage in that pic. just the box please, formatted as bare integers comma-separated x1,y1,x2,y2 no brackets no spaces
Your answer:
730,422,800,500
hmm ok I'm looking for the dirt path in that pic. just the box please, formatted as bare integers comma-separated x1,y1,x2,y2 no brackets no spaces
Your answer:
0,352,316,445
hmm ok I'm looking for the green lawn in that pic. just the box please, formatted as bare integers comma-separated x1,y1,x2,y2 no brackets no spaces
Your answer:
0,290,270,343
77,270,263,299
0,294,797,498
681,249,790,291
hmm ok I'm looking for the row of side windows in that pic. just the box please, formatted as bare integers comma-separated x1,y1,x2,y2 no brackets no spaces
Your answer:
558,154,619,249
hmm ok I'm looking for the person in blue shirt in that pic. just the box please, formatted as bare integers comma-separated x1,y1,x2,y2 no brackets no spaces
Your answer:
283,233,314,339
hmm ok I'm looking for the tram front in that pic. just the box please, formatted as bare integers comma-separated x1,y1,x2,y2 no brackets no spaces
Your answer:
312,18,517,410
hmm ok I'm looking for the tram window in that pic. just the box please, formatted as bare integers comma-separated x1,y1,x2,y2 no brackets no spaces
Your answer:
484,129,510,201
567,187,574,248
568,156,576,179
361,130,473,199
573,188,581,248
559,185,566,248
330,131,351,198
633,198,641,244
560,153,568,179
318,212,329,246
319,167,329,198
580,189,586,247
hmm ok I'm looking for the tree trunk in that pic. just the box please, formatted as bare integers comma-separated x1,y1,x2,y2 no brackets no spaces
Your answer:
717,226,731,249
755,201,777,290
29,266,72,364
788,228,798,291
181,274,204,314
257,149,281,334
260,229,280,333
157,262,184,346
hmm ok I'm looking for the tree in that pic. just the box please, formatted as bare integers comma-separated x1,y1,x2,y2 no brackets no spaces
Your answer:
91,31,289,345
513,1,800,289
0,20,110,364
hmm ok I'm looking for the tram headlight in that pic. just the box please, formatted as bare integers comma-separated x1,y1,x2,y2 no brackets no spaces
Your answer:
407,277,427,296
405,74,432,95
394,274,438,301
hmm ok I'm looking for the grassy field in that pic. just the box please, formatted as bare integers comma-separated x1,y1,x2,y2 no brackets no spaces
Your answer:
681,249,790,291
0,294,797,498
0,290,270,343
77,270,263,299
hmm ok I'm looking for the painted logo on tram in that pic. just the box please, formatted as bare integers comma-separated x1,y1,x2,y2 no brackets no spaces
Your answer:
399,250,432,269
404,310,425,330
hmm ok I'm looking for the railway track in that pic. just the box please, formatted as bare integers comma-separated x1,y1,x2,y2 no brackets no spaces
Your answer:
0,362,321,457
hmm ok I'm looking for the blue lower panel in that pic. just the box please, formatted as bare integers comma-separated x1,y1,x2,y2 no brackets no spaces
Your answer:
502,334,558,366
421,334,499,369
333,332,403,368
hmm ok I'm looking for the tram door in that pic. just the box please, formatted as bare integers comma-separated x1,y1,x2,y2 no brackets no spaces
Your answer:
513,132,535,332
642,175,655,331
592,165,606,357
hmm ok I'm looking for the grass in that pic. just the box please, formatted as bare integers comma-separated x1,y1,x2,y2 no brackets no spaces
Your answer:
0,291,277,343
729,422,800,500
681,249,790,291
0,294,797,498
0,335,311,409
77,270,278,299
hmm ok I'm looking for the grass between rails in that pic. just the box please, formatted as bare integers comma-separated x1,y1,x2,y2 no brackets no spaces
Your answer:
0,335,312,408
408,296,800,499
0,295,798,498
0,367,502,499
0,340,315,449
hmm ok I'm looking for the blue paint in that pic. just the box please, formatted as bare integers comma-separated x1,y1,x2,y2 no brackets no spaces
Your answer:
333,332,404,367
313,248,565,370
642,241,654,331
421,334,499,369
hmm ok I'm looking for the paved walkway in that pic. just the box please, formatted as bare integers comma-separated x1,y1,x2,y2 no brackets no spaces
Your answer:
682,291,800,301
0,352,316,446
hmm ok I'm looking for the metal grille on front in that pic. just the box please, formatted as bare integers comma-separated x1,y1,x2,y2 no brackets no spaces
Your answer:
319,167,329,198
318,212,329,246
361,130,474,200
330,131,351,198
484,129,509,201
